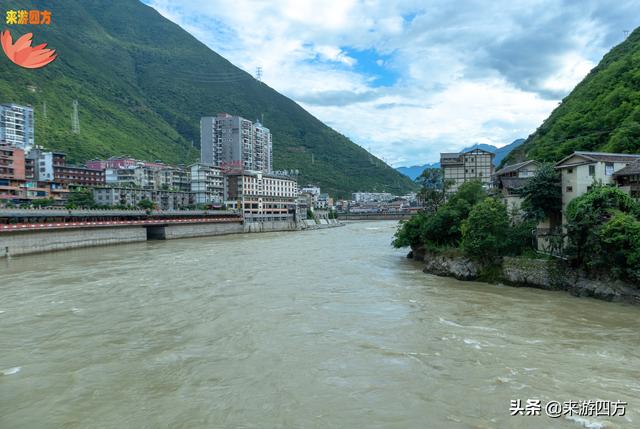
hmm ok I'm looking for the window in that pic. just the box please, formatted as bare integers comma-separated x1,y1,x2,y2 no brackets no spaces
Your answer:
567,168,573,174
588,165,595,176
605,162,614,176
566,186,573,192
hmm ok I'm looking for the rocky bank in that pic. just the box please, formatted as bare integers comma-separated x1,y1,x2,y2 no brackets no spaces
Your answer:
409,247,640,305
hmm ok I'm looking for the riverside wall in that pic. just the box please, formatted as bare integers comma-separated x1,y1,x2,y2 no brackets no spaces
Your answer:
0,226,147,257
0,218,344,258
410,247,640,305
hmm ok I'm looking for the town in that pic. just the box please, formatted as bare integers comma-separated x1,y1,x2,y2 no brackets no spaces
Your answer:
0,104,420,218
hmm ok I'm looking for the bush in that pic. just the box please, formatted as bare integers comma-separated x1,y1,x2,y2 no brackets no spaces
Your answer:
461,197,510,263
565,185,640,277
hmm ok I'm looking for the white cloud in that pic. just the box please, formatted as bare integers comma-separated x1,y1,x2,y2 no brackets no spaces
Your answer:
144,0,639,166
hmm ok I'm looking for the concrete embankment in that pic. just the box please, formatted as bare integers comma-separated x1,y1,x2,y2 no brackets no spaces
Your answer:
0,218,344,258
0,226,148,257
409,247,640,304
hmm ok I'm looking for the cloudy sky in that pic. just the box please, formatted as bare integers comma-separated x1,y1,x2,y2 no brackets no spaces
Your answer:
144,0,639,167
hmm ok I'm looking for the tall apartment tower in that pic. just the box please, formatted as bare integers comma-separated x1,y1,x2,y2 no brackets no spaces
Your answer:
0,104,34,151
200,113,272,173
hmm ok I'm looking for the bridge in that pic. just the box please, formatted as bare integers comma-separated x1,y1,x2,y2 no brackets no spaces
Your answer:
337,212,414,221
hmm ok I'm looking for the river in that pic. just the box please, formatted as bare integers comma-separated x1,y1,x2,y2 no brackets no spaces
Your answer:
1,221,639,428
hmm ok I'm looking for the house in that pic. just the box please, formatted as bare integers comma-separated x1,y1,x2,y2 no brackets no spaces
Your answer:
555,151,640,220
612,160,640,199
440,148,494,194
493,160,540,212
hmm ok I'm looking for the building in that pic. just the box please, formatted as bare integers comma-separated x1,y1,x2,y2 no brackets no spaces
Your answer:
54,164,105,187
160,166,190,192
190,163,224,205
224,171,297,216
92,187,194,210
85,156,166,171
0,103,34,151
494,160,540,212
613,160,640,199
200,113,273,173
351,192,394,203
0,144,25,201
555,151,640,217
440,148,494,193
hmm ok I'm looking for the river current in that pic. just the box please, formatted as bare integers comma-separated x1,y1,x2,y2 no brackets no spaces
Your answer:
1,221,639,428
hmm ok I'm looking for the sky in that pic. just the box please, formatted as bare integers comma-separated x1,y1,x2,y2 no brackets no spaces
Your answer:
143,0,639,167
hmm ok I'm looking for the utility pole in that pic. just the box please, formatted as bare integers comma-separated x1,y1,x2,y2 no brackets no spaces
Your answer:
255,66,263,81
71,100,80,134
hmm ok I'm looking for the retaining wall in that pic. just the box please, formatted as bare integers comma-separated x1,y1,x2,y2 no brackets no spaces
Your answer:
0,226,147,257
163,222,244,239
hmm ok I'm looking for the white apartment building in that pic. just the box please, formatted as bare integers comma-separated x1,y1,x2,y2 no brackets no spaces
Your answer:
190,163,224,204
555,151,640,219
351,192,394,203
0,104,34,151
224,171,298,215
440,148,494,194
200,113,273,173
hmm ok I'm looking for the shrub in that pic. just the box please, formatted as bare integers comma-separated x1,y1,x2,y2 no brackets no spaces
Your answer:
461,197,510,263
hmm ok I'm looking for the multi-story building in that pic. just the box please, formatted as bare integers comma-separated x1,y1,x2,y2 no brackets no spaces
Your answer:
613,160,640,199
440,148,494,193
54,164,105,187
200,113,273,173
190,163,224,205
555,151,640,219
224,171,297,216
493,160,539,211
0,104,34,151
0,144,25,201
92,187,194,210
160,166,190,192
351,192,394,203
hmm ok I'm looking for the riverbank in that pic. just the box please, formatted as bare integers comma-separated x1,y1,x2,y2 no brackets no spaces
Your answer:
409,246,640,305
0,218,343,258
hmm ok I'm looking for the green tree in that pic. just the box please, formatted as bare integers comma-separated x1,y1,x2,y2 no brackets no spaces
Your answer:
138,199,155,210
461,198,510,263
65,188,96,209
599,211,640,281
415,168,447,213
565,185,640,275
31,198,56,208
393,181,486,249
520,163,562,220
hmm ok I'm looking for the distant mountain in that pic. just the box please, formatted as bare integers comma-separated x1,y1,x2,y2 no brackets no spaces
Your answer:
396,139,525,180
0,0,416,198
505,27,640,165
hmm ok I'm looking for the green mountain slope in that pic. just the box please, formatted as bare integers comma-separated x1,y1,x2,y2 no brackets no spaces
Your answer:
0,0,415,197
505,27,640,165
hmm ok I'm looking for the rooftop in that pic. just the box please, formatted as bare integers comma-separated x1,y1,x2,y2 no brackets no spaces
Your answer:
613,160,640,177
495,160,538,176
556,151,640,168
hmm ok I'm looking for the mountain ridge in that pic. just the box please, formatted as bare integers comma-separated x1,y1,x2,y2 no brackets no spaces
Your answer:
505,27,640,166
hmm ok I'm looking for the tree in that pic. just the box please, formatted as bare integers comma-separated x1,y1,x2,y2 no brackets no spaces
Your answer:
138,199,155,210
393,180,486,249
461,197,510,263
31,198,55,208
565,185,640,275
599,211,640,282
415,168,447,213
520,163,562,220
65,188,96,209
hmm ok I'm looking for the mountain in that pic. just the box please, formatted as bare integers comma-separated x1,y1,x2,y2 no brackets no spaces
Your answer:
505,27,640,165
0,0,416,198
396,139,525,180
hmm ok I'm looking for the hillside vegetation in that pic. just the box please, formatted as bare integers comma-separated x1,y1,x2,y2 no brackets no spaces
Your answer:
0,0,415,197
506,27,640,165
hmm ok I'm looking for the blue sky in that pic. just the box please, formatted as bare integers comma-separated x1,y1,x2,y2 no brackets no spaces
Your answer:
144,0,640,167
